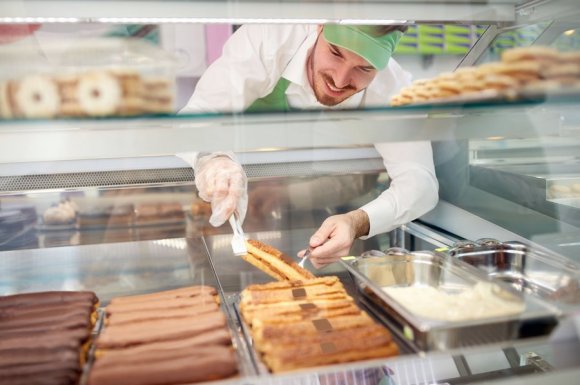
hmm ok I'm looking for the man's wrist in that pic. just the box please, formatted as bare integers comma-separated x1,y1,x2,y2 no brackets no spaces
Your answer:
347,209,370,238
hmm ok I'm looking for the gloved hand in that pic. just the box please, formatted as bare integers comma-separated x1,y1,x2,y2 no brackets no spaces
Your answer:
194,153,248,227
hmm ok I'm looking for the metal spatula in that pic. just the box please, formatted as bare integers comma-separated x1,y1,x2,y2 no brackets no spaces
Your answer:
228,212,247,256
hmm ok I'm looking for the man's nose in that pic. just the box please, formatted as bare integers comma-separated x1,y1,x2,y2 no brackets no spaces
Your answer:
333,65,352,89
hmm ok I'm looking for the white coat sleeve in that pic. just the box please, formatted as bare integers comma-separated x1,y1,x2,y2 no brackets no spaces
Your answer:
180,25,308,113
360,141,439,238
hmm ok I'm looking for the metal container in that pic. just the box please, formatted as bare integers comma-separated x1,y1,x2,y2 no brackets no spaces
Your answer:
341,249,560,352
448,240,580,312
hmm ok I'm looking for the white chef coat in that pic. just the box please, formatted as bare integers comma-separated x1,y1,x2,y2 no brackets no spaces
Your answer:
182,24,439,238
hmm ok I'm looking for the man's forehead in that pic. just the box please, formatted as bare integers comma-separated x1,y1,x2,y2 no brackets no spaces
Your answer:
326,41,375,69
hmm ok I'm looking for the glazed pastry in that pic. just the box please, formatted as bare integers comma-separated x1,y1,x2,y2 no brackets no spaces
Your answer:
105,294,217,315
109,285,216,305
88,345,237,385
0,291,98,308
92,285,238,384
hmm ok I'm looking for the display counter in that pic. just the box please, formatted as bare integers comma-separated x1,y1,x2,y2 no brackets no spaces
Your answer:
1,0,580,383
2,225,579,384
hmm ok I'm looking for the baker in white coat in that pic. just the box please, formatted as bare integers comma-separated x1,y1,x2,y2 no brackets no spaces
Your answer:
185,24,439,268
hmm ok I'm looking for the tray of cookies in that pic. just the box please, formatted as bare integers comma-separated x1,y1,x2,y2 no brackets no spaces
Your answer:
0,38,178,119
341,248,561,352
390,46,580,108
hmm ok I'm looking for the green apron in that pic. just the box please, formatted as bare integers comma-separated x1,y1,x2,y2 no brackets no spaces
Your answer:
246,78,291,112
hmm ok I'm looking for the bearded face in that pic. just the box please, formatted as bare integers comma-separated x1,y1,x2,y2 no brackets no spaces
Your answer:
307,30,378,106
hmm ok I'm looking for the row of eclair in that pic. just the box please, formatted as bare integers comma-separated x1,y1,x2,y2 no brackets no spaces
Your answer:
0,290,99,385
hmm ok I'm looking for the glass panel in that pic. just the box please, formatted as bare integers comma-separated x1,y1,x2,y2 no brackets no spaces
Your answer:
475,22,551,64
439,21,580,265
2,14,580,385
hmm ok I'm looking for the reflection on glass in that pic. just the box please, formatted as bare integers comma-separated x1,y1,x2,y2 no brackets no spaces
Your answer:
475,22,550,65
318,366,393,385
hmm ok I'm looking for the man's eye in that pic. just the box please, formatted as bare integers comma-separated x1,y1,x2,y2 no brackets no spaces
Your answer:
359,67,372,73
330,48,341,57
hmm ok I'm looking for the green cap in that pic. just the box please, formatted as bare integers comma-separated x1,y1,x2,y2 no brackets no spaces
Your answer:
322,25,403,70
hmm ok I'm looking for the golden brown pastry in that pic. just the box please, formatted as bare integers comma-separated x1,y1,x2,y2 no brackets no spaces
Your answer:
238,276,398,373
240,276,347,308
242,239,315,281
261,325,398,373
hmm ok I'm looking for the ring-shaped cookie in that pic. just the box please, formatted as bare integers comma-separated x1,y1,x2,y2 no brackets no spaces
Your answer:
14,75,61,118
77,71,122,116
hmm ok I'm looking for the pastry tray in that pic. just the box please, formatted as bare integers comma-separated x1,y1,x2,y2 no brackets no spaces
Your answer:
340,249,561,352
400,86,580,109
227,288,417,377
448,240,580,314
79,308,106,385
79,298,257,385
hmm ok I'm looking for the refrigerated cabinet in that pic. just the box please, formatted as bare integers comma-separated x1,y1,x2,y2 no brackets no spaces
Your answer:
1,1,580,384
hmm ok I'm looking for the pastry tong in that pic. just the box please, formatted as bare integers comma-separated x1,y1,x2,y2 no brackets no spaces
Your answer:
228,212,247,256
298,247,312,268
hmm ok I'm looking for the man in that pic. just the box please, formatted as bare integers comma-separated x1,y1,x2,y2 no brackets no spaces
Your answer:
185,24,439,268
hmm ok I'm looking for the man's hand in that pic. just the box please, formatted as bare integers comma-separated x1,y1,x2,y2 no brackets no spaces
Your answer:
298,209,369,268
194,155,247,227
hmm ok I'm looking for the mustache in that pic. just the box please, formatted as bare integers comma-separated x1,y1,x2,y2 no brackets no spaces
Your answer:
321,73,355,91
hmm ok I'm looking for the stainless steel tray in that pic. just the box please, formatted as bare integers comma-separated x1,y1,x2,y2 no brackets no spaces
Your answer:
341,249,560,352
228,293,403,380
84,293,256,383
448,240,580,313
229,294,270,376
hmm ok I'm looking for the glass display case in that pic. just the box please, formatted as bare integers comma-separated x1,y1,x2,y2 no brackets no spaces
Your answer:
1,1,580,384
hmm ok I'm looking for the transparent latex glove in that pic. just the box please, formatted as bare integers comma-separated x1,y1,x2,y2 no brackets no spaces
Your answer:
193,153,248,227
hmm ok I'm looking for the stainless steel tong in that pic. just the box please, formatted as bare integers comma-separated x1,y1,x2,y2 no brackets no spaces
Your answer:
228,212,247,256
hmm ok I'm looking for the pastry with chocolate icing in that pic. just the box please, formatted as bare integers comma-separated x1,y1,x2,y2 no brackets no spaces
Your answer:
88,345,237,385
0,290,98,384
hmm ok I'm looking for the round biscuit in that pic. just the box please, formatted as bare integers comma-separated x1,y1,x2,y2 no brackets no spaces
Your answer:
502,46,560,63
558,51,580,64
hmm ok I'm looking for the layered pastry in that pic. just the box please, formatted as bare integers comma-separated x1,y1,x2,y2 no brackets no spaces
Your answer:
140,76,175,114
89,285,238,385
239,277,398,373
242,239,315,281
0,290,99,385
78,204,134,228
134,202,185,226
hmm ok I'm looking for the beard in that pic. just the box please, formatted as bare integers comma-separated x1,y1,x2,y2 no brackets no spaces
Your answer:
312,72,356,106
